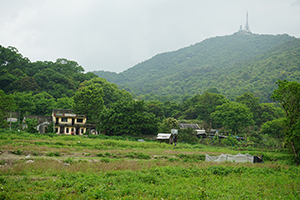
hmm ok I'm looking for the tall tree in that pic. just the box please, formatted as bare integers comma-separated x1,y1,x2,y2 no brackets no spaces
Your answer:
160,117,178,133
73,83,104,123
10,92,36,117
145,101,165,121
78,77,132,107
211,101,255,135
0,90,16,128
271,79,300,163
99,100,158,136
33,92,56,116
55,97,74,110
195,92,229,128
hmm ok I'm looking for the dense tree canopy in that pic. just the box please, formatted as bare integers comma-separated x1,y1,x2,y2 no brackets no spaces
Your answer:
0,45,97,99
160,117,179,133
145,101,165,121
73,83,104,123
78,77,132,107
195,92,229,128
33,92,56,116
94,34,298,103
99,100,158,136
211,101,255,135
236,91,284,126
10,92,36,117
260,118,285,138
271,79,300,163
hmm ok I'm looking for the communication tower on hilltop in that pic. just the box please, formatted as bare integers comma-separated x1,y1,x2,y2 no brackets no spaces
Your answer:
238,11,252,34
244,11,251,32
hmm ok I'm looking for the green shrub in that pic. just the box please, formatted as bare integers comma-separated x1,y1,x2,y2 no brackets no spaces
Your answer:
168,157,179,162
96,153,104,157
178,127,198,144
101,158,110,163
54,142,64,146
64,158,74,164
0,160,5,165
222,136,238,147
32,152,39,156
46,152,60,157
136,152,151,159
11,149,22,155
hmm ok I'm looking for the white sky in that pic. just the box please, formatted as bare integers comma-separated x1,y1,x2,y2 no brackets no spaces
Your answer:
1,0,300,73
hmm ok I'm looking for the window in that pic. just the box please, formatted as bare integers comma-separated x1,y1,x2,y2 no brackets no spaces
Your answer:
61,118,68,122
81,128,84,134
55,128,58,133
77,118,83,123
66,128,69,133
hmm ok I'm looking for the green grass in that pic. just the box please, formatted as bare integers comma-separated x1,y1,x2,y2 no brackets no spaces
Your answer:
0,130,299,199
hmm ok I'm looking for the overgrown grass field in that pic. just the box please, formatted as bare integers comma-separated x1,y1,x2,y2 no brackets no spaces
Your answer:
0,130,299,199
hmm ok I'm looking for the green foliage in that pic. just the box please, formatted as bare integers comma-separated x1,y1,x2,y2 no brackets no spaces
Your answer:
32,92,55,116
211,102,255,135
7,76,41,93
99,100,159,136
145,101,165,121
25,118,38,134
178,127,198,144
10,92,35,117
0,45,97,99
73,83,104,123
271,79,300,163
236,92,284,126
78,77,132,107
160,117,178,133
0,90,16,128
162,101,180,118
93,34,296,102
55,97,74,110
11,149,22,155
221,136,239,147
260,118,285,138
194,92,229,127
64,157,74,164
46,152,60,157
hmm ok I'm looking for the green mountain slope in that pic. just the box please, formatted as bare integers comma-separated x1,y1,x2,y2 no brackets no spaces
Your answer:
93,33,298,102
217,38,300,102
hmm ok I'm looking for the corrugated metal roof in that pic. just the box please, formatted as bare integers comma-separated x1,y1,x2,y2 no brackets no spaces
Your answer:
157,133,171,140
179,123,200,129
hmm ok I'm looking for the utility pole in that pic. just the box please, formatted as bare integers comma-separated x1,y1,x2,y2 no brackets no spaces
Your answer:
9,111,11,131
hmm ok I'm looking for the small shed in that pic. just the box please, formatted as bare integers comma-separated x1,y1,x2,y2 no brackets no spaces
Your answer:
157,133,173,144
196,129,206,138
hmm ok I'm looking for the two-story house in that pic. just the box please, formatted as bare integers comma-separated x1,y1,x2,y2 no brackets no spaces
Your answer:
52,109,87,135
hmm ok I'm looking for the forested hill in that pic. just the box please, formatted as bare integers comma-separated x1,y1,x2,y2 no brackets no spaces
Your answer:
93,33,298,102
0,46,97,99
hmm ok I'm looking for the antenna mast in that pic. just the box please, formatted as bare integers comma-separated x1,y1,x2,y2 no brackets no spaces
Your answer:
244,11,250,32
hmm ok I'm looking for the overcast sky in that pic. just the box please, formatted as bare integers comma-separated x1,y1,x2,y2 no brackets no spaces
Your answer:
1,0,300,73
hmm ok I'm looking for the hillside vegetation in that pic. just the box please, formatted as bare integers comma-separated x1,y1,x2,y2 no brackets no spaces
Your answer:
0,46,97,99
93,33,299,102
